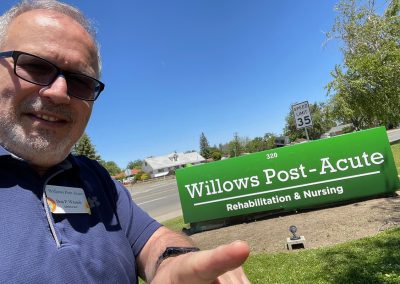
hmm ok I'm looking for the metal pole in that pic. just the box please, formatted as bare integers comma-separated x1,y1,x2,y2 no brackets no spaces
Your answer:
305,127,310,141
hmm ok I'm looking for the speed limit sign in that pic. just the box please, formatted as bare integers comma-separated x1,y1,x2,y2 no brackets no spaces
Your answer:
292,101,313,129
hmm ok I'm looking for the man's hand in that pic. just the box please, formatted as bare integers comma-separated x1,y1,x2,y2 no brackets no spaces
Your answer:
152,240,250,284
137,227,250,283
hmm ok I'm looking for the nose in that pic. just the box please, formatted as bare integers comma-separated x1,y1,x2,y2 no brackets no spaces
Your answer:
38,75,71,104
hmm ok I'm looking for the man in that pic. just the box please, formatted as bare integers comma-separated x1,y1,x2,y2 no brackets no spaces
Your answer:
0,1,250,283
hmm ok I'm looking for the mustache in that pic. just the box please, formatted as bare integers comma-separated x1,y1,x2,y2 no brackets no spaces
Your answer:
20,99,74,121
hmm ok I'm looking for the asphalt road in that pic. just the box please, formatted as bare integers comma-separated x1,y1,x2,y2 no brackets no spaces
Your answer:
127,128,400,223
128,178,182,222
387,128,400,143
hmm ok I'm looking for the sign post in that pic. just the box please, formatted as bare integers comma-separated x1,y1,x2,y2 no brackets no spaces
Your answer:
292,101,313,140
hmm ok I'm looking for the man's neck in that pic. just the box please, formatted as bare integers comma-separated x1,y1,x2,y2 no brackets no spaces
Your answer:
0,144,52,176
30,164,51,176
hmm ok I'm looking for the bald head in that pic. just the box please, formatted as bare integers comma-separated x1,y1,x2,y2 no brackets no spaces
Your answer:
0,0,101,77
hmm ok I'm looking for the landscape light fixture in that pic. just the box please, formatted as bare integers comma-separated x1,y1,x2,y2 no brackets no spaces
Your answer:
286,225,305,250
289,225,300,240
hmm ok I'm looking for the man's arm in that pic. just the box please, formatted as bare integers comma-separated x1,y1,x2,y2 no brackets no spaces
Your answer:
137,226,250,283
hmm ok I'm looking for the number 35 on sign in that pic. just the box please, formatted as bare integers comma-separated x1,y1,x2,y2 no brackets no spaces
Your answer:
292,101,313,129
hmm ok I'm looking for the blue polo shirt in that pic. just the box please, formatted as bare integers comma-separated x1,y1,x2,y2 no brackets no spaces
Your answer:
0,146,161,283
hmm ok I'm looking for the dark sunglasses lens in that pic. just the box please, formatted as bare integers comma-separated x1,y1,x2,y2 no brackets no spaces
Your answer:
67,74,100,101
14,52,102,101
15,53,57,85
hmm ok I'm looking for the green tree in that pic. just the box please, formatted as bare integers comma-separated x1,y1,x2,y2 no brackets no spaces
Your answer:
199,132,211,159
284,102,336,141
207,146,222,160
210,151,222,161
100,161,121,177
218,143,229,157
246,137,265,153
264,133,277,149
216,133,277,157
134,170,144,181
245,132,278,153
140,172,150,181
73,132,101,161
228,132,244,157
127,159,143,170
326,0,400,129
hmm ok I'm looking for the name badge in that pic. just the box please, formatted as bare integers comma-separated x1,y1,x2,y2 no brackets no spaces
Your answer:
45,185,91,214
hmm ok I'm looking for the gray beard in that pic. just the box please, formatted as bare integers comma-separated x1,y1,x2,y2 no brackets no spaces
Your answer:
0,100,76,167
1,123,72,162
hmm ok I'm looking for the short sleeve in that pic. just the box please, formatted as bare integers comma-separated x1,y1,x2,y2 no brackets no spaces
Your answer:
113,180,162,257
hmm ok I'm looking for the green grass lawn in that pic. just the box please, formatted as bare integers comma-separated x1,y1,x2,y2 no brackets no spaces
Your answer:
391,142,400,174
244,228,400,284
161,216,186,232
158,219,400,284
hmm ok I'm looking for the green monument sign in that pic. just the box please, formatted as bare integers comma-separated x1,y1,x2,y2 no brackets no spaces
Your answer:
176,127,399,224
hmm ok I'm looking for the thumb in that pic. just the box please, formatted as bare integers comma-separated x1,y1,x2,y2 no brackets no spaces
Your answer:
176,240,250,283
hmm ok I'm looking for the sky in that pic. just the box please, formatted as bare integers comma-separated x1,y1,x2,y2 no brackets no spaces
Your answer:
1,0,343,169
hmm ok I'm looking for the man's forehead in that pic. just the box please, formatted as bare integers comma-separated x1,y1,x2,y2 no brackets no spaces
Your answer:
4,9,99,76
28,11,64,28
10,9,84,35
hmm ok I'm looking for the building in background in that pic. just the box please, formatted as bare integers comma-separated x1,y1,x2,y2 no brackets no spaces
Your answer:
274,136,290,147
321,123,354,139
142,151,205,178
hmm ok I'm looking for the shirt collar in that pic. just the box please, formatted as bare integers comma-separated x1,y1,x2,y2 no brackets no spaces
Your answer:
0,145,15,158
0,144,74,171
